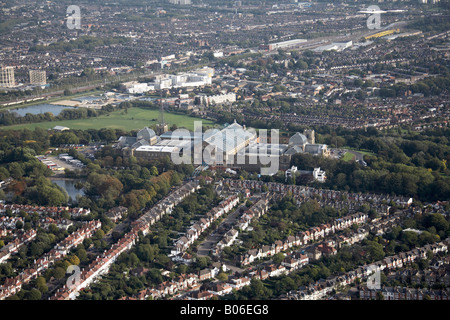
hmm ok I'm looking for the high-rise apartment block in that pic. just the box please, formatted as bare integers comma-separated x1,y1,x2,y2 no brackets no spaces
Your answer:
29,70,47,85
0,66,15,88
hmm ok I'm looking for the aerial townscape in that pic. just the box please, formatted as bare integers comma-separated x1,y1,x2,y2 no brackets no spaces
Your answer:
0,0,449,309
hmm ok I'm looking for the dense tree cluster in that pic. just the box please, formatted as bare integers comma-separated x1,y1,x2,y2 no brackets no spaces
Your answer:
29,36,130,53
289,127,450,202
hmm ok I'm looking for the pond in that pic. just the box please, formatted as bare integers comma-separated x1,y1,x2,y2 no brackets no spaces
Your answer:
51,178,85,204
8,104,76,117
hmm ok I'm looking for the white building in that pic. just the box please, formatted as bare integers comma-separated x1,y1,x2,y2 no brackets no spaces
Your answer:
0,66,15,88
313,167,326,183
149,67,214,90
313,41,353,53
201,92,236,105
120,81,153,94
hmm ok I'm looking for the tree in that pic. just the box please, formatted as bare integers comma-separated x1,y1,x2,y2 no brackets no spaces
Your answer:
36,276,48,294
401,231,419,248
136,244,157,262
8,162,24,179
53,267,66,279
25,289,42,300
15,221,23,229
272,253,285,265
196,256,210,269
67,255,80,266
50,132,79,146
248,278,272,299
129,253,140,267
76,249,88,263
150,166,159,176
367,241,385,261
424,214,449,233
177,264,188,275
217,272,228,282
376,291,384,300
94,229,105,240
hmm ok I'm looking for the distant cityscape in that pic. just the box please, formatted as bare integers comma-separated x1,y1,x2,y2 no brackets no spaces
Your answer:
0,0,449,307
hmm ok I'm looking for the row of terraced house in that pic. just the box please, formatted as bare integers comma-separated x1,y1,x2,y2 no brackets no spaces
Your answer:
359,285,450,300
239,211,368,266
50,181,201,300
0,203,91,218
132,273,201,300
0,220,101,300
124,225,371,301
224,179,413,208
283,239,449,300
235,197,271,231
132,181,201,236
170,194,240,258
213,196,272,256
0,229,37,264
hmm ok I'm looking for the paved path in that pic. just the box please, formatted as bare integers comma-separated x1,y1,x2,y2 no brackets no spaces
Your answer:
196,204,246,257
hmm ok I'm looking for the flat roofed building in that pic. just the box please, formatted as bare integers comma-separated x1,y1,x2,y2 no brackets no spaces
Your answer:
260,39,307,50
0,66,15,88
29,70,46,86
133,145,180,160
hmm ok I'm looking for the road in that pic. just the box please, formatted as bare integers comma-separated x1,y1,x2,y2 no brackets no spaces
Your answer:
196,203,247,258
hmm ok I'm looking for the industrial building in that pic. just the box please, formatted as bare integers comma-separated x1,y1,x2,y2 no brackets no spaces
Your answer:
313,41,353,53
149,67,214,90
120,81,152,94
133,139,193,161
120,67,214,93
364,29,399,40
260,39,307,51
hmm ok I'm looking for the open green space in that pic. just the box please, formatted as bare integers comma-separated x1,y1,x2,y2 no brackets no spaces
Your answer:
344,147,376,157
0,107,217,132
340,152,356,162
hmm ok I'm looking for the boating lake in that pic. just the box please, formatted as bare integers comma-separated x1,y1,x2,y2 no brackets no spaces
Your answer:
51,179,85,204
8,104,75,117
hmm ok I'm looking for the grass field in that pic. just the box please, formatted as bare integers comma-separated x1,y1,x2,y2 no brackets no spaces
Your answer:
340,152,356,162
0,107,217,132
344,147,376,157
